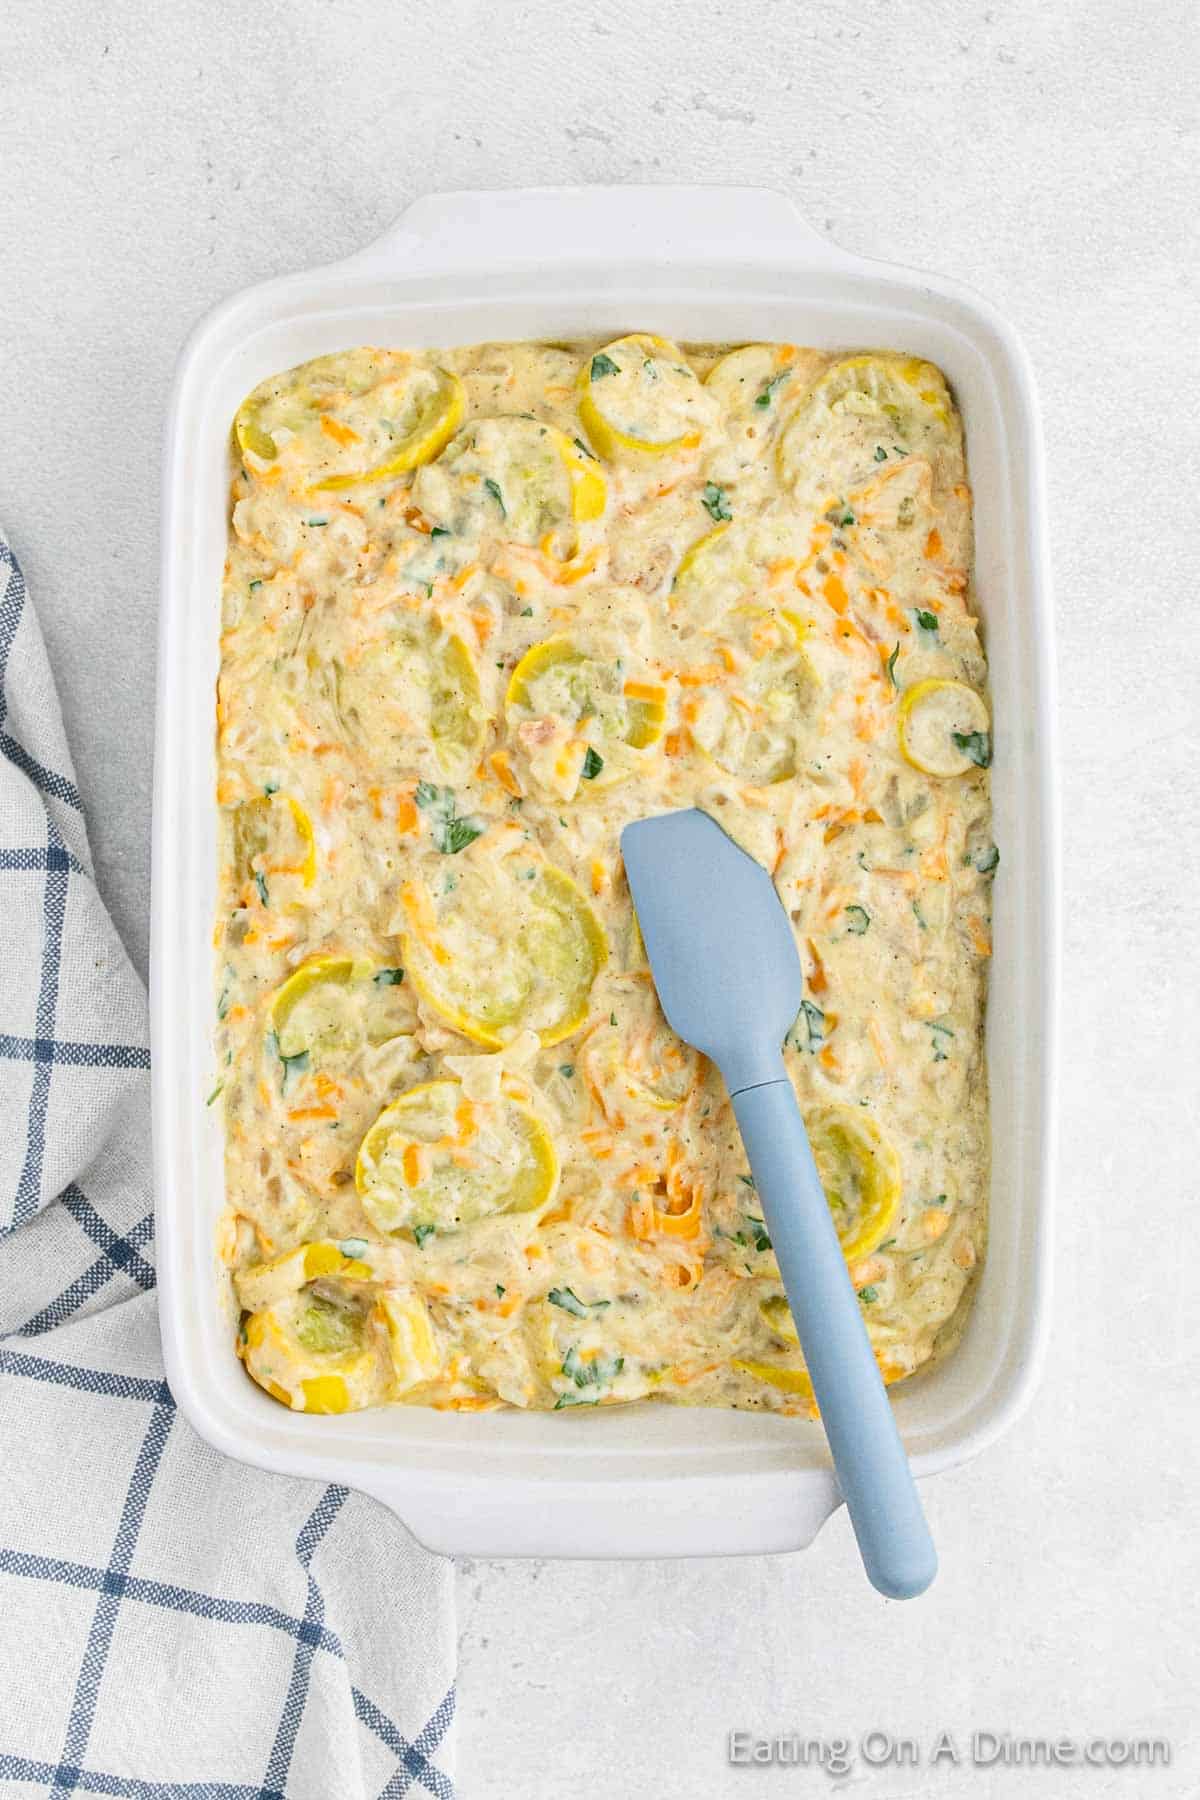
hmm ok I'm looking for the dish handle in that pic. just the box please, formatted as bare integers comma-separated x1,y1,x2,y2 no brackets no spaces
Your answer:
338,184,856,280
349,1464,844,1560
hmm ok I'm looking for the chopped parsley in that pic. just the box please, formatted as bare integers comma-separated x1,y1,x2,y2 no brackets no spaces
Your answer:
886,643,900,687
373,967,404,985
483,477,506,518
558,1064,575,1079
738,1173,756,1190
547,1287,591,1317
430,525,451,538
929,1022,954,1063
262,781,279,795
441,815,484,855
266,1030,309,1094
248,579,263,591
874,446,888,462
414,781,485,854
914,608,939,632
952,730,992,768
754,373,788,409
580,746,604,780
859,1285,879,1304
253,870,269,907
912,898,928,930
279,1051,310,1090
496,1283,506,1298
590,353,620,379
305,516,329,527
701,482,732,523
520,605,534,617
413,1223,436,1247
745,1216,772,1254
573,435,598,459
205,1081,223,1107
559,1345,624,1399
845,904,871,935
795,997,825,1052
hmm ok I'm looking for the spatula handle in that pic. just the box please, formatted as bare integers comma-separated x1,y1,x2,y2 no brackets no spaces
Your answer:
731,1078,937,1599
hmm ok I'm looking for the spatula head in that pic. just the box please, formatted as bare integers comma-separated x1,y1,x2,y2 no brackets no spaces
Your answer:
621,808,803,1092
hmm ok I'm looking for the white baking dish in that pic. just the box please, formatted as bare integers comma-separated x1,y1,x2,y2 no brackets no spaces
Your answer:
153,186,1057,1559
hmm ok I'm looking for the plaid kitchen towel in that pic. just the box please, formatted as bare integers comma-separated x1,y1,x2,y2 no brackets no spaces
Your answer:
0,532,456,1800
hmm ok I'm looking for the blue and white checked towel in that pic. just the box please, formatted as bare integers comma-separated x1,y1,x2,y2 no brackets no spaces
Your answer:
0,533,457,1799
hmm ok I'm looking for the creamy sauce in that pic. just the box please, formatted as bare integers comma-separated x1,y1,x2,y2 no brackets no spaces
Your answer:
215,338,993,1417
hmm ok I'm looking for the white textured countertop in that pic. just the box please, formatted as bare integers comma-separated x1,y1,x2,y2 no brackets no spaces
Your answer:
3,2,1197,1794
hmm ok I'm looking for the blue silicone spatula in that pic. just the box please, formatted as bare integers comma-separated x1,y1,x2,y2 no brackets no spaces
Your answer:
621,808,936,1599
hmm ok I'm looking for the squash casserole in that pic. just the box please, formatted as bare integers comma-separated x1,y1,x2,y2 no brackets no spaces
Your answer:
214,336,993,1417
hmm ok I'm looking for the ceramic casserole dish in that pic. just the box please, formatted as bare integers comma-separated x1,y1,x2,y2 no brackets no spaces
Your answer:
153,185,1058,1558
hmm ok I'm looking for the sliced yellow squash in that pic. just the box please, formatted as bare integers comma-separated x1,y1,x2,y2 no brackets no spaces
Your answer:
504,636,666,798
506,637,666,749
334,621,486,778
377,1291,443,1393
559,431,608,523
269,955,412,1062
688,608,820,785
758,1293,800,1346
732,1357,814,1400
233,415,281,463
897,678,991,778
313,369,464,490
402,852,607,1049
412,417,606,552
578,334,715,459
233,349,463,489
736,1347,902,1403
808,1104,902,1262
778,353,954,494
232,792,316,889
355,1078,557,1236
704,343,815,423
235,1240,375,1313
581,1008,700,1121
241,1288,384,1412
670,521,738,607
